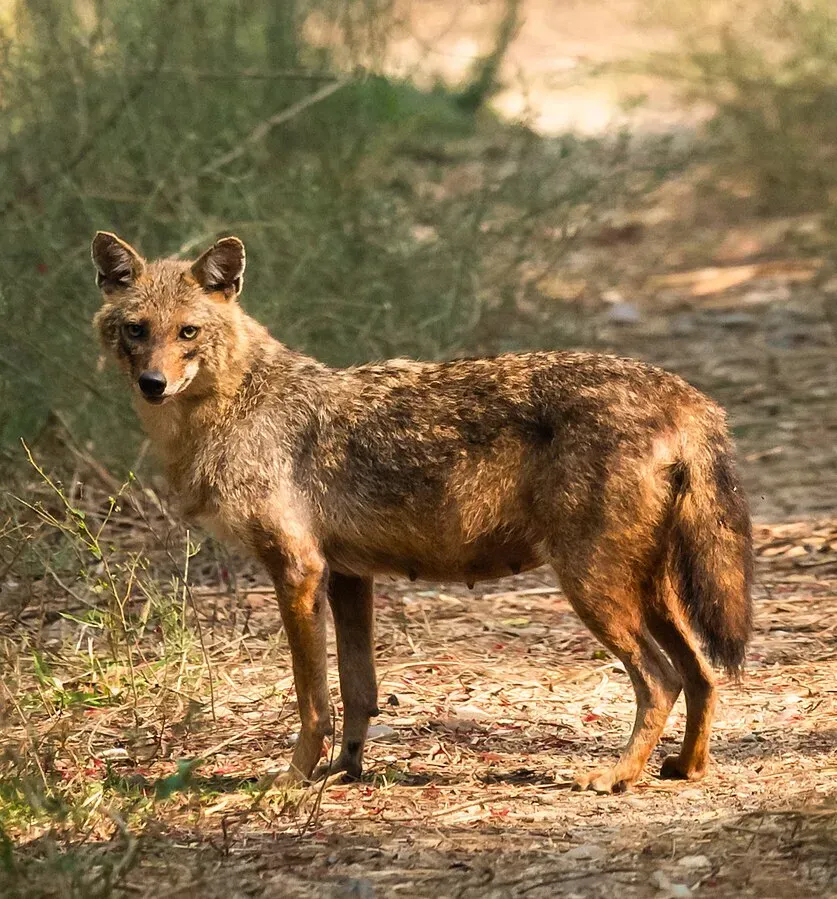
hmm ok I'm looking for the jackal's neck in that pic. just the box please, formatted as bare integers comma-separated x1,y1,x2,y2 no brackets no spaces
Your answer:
204,312,264,407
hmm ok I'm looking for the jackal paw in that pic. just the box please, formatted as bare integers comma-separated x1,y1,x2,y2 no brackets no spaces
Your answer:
659,754,708,782
313,753,363,783
572,766,635,794
260,766,310,792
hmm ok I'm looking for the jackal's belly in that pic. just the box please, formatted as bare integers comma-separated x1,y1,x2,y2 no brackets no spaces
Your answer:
323,532,548,584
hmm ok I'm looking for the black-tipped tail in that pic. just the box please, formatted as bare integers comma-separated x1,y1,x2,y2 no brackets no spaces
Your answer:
669,439,753,675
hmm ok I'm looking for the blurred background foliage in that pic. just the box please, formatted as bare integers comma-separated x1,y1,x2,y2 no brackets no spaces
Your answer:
643,0,837,213
0,0,836,463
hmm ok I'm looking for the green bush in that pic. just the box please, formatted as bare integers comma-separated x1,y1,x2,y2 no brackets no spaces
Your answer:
644,0,837,212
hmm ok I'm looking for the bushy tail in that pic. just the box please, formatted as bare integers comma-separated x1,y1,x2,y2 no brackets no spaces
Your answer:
669,435,753,675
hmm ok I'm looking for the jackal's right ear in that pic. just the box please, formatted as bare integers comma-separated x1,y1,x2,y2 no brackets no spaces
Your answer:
91,232,145,293
190,237,245,300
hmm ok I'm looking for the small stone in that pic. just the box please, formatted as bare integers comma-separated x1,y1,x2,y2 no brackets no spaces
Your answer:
566,844,606,861
607,301,641,324
677,855,711,869
433,717,483,734
367,724,398,742
98,748,130,761
650,870,692,897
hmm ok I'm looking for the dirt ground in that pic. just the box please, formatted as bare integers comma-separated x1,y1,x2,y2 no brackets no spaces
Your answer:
28,521,835,898
129,562,837,897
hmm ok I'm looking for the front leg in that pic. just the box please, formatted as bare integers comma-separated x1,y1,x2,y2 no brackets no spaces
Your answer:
250,523,330,783
315,573,379,781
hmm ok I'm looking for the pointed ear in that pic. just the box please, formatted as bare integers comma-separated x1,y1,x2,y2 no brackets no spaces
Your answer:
91,232,145,292
190,237,245,300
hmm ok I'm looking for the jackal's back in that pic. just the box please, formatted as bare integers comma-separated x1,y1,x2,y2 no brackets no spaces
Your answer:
285,351,725,580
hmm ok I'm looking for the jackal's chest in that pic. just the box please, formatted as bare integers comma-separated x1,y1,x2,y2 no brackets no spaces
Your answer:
164,464,236,546
192,509,240,547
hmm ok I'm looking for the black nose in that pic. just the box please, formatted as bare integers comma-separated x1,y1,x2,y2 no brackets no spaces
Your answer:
138,370,167,397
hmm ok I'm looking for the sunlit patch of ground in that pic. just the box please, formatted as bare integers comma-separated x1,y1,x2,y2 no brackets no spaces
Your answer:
383,0,711,136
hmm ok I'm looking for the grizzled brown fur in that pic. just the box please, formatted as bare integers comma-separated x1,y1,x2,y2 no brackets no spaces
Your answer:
92,232,753,794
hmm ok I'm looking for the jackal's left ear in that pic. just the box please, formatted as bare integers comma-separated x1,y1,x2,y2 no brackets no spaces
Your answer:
191,237,245,300
92,232,145,293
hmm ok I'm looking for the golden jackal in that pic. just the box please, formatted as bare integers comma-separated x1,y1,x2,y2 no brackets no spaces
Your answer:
92,232,753,794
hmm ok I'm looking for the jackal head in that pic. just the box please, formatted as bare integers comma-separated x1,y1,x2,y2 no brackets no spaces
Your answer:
92,233,246,405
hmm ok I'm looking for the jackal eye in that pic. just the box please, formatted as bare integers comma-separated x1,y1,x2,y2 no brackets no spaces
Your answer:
123,322,146,340
179,325,199,340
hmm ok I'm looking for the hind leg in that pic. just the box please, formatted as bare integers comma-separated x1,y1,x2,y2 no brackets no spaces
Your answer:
559,574,682,793
646,587,716,781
